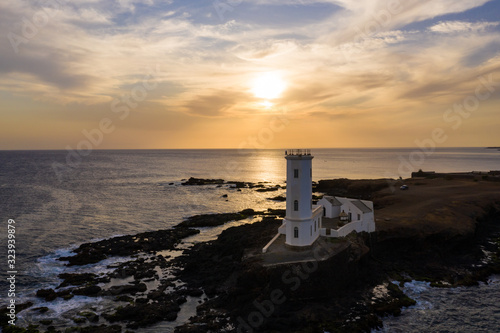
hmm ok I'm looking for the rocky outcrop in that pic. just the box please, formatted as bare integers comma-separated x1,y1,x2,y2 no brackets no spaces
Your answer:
103,296,181,329
175,209,257,228
255,187,280,192
172,179,500,332
315,178,393,201
58,273,109,288
181,177,224,185
59,227,199,266
173,219,385,332
268,195,286,201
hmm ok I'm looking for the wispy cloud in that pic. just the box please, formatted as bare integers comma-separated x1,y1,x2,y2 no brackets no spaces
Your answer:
182,90,250,117
429,20,499,33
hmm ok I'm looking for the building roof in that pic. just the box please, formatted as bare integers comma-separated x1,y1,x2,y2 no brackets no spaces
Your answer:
352,200,372,213
321,196,373,213
324,196,342,206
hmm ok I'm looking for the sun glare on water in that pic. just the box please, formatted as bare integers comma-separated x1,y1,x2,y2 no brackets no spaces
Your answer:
251,72,286,100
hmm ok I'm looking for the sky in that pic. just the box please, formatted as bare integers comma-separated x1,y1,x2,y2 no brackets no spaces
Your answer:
1,0,500,149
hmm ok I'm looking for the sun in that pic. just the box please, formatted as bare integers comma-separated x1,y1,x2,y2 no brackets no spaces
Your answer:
251,72,286,100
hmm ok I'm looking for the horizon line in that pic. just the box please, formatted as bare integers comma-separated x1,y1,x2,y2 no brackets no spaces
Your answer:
0,146,497,152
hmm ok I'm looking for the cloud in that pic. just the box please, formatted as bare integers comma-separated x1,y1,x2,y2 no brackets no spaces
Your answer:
182,91,249,117
0,45,92,91
319,0,492,45
116,0,155,13
232,40,298,61
281,83,338,105
77,8,112,24
429,20,499,34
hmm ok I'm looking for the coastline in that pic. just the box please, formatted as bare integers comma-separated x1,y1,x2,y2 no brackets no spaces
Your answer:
2,175,500,332
173,177,500,332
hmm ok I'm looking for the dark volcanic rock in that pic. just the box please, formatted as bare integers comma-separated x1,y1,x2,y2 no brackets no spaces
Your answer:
371,282,416,316
268,195,286,201
79,311,99,323
147,289,165,300
315,178,392,200
184,288,203,297
55,289,73,300
115,295,134,303
34,306,49,313
181,177,224,185
66,324,122,333
107,283,147,296
108,258,158,280
175,217,281,290
104,301,180,329
36,288,58,301
73,285,102,296
59,227,199,266
181,177,253,188
0,302,33,326
255,187,279,192
373,206,500,287
175,209,256,228
263,208,286,217
174,226,383,333
226,181,247,188
173,201,500,333
58,273,107,288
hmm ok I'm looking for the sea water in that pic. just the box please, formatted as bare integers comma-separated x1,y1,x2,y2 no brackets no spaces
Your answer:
374,277,500,332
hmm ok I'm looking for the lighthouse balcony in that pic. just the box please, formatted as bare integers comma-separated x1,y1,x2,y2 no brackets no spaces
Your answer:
285,149,311,156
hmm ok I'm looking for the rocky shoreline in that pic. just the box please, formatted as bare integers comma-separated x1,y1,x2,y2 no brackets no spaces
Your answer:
172,206,500,332
2,177,500,332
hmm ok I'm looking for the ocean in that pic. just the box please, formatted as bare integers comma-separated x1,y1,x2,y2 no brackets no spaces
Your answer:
1,147,499,331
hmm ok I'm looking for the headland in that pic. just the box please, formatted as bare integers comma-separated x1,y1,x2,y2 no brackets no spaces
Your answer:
2,174,500,333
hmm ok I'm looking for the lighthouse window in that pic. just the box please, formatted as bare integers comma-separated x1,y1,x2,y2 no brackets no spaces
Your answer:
294,200,299,211
294,227,299,238
294,169,299,178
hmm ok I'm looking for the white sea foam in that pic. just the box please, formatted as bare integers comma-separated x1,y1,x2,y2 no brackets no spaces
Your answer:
32,246,134,279
401,280,431,294
15,295,106,328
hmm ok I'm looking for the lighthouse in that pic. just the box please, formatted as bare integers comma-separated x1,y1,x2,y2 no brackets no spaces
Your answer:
261,149,375,255
283,149,322,248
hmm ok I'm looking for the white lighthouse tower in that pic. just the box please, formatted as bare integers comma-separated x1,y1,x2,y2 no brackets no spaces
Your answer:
283,149,322,248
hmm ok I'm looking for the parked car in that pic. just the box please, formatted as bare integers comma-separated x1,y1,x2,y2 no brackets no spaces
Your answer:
400,185,409,190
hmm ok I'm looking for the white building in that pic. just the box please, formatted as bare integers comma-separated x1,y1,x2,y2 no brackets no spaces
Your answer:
317,196,375,237
271,149,375,251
